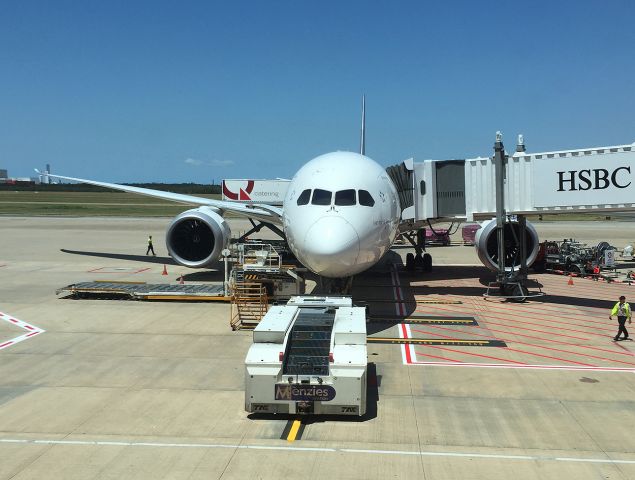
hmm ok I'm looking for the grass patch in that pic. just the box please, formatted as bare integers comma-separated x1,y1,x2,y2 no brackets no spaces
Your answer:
0,191,222,217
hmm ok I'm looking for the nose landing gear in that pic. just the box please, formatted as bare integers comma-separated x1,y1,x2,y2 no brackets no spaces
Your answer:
402,229,432,273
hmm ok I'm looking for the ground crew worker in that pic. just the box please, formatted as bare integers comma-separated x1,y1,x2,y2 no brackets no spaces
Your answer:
610,295,631,341
146,235,156,256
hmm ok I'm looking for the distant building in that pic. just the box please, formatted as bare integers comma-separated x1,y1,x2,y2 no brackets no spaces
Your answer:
0,169,7,179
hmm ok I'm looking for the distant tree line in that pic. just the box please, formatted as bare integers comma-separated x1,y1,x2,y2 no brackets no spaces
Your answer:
0,183,221,194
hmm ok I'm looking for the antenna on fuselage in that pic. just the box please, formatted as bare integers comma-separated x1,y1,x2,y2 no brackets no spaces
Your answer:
360,95,366,156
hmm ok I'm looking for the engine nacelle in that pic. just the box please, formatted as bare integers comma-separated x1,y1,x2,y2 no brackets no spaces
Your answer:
475,218,539,271
166,207,231,268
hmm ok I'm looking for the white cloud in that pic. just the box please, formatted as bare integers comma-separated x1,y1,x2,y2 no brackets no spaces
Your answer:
184,158,234,167
208,159,234,167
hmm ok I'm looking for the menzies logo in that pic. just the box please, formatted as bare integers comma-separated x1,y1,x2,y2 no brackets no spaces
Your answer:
557,167,631,191
275,384,336,402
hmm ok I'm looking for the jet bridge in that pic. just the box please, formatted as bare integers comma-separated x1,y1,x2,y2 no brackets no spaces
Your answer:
391,138,635,282
398,138,635,222
245,296,367,416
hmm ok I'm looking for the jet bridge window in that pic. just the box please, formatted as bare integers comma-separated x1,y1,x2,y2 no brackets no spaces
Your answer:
358,189,375,207
335,189,356,206
311,189,332,206
297,189,311,206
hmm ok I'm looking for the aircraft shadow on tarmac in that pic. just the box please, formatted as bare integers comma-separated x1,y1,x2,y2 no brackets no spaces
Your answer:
61,248,177,265
60,249,227,282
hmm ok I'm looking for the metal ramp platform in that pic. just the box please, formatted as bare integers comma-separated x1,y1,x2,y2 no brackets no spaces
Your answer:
56,281,228,301
282,307,335,377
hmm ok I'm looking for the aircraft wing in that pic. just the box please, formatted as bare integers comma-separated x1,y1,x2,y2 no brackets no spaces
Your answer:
36,170,283,224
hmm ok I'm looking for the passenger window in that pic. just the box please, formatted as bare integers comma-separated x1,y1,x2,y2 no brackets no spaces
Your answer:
311,189,332,206
297,189,311,206
335,189,356,206
358,190,375,207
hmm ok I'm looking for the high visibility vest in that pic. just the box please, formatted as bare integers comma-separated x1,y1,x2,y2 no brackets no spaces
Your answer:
611,302,631,318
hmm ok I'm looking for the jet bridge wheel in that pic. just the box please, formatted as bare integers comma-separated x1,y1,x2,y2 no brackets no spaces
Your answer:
511,283,527,303
499,282,527,303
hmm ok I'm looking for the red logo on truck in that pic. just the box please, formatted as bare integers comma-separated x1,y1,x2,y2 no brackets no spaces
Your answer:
222,180,255,200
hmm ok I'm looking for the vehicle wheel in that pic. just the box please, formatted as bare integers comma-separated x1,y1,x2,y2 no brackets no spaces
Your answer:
511,283,527,303
423,253,432,272
568,264,581,274
406,253,415,271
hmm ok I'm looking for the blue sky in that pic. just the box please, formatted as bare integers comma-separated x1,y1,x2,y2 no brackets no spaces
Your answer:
1,1,634,183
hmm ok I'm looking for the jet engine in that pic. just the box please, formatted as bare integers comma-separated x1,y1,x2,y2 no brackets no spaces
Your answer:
166,207,231,268
475,218,539,271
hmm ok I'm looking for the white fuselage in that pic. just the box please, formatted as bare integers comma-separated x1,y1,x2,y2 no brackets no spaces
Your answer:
283,152,401,278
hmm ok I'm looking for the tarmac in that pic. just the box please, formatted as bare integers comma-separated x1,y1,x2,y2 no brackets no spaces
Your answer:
1,216,635,479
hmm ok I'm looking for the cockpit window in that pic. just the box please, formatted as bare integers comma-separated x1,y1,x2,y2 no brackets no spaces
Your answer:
358,189,375,207
335,189,356,206
311,189,332,205
297,189,311,206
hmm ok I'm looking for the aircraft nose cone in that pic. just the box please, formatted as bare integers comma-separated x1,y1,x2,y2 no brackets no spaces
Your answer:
303,216,360,277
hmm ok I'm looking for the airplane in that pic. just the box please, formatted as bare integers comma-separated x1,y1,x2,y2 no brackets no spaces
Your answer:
39,150,402,279
36,100,536,282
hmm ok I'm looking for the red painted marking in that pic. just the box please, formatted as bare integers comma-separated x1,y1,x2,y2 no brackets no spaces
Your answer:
417,300,612,336
23,325,34,330
415,345,526,365
412,326,635,367
25,331,40,337
87,267,105,273
9,318,18,323
415,302,596,341
500,346,596,366
408,361,635,372
400,323,413,364
0,341,14,348
469,301,615,333
411,306,635,359
412,350,463,363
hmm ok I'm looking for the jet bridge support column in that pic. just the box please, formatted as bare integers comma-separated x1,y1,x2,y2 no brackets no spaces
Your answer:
494,132,506,286
492,132,530,301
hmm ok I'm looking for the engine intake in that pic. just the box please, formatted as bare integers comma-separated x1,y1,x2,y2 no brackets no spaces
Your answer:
475,218,539,271
166,207,230,268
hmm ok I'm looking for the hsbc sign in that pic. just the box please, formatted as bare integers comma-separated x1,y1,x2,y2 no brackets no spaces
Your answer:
533,152,635,207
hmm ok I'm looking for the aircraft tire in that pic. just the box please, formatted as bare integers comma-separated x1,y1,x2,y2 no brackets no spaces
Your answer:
406,253,415,271
423,253,432,272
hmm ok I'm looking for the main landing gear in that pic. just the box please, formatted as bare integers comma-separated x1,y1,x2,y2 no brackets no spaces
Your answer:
402,229,432,273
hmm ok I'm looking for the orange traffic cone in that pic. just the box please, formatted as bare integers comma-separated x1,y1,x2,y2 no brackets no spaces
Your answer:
567,275,574,286
179,275,185,285
162,264,168,275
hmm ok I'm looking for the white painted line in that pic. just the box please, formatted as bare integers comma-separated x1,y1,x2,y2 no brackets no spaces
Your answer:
1,437,633,465
390,266,410,364
0,312,45,351
406,360,635,372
